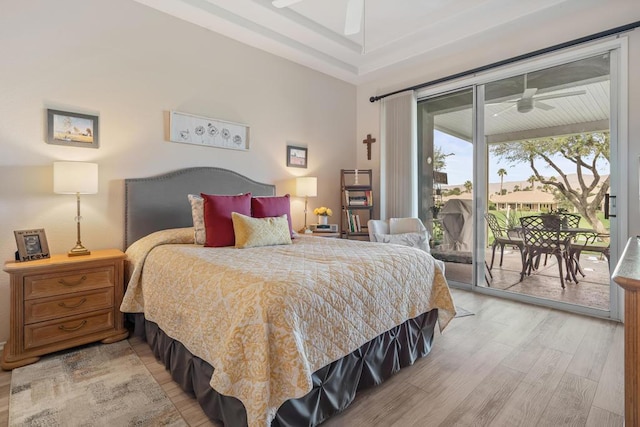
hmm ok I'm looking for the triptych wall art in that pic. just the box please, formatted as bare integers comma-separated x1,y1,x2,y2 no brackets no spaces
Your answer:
169,111,250,151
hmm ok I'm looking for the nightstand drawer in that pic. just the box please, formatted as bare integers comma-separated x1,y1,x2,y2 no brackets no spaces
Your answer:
25,267,114,300
24,309,115,350
24,288,114,324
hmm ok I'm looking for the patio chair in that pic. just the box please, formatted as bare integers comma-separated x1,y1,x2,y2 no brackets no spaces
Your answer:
557,212,581,228
547,213,606,279
484,213,526,279
569,232,611,275
540,212,581,266
519,215,574,289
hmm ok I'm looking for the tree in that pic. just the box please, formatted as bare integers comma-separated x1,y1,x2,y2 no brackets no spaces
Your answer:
527,175,537,191
542,176,557,193
463,180,472,193
490,132,610,233
497,168,507,195
553,191,574,212
433,146,454,172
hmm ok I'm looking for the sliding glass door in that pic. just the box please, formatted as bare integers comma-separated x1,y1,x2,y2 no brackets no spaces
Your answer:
417,45,621,318
418,89,474,287
480,54,614,312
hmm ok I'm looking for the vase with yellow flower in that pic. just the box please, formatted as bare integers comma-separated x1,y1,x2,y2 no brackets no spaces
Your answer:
313,206,333,225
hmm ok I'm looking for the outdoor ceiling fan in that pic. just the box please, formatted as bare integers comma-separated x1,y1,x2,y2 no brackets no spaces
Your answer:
272,0,364,35
492,75,586,116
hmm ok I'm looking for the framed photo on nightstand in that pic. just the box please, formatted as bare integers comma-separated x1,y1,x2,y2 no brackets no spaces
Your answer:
14,228,50,262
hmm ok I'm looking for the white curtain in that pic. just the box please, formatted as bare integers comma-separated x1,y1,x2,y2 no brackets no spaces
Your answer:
380,90,417,219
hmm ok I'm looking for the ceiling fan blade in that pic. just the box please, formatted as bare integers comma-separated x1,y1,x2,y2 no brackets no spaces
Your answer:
344,0,364,35
485,97,519,106
521,88,538,100
491,103,516,117
272,0,303,8
534,101,555,111
534,90,586,101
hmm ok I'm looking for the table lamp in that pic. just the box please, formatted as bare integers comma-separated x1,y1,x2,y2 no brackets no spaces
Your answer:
295,176,317,234
53,161,98,256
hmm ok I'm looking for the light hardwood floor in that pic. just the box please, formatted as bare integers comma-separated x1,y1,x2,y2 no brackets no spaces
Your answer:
0,289,625,426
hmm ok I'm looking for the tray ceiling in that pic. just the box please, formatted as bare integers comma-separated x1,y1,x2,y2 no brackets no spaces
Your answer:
132,0,585,83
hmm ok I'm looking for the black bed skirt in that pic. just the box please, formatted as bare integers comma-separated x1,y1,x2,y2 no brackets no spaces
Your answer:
133,309,438,426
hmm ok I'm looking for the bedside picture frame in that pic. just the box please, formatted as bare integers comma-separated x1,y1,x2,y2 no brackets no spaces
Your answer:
286,145,308,168
47,109,99,149
14,229,50,262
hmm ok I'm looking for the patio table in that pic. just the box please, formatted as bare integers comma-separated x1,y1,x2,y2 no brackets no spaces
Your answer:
541,226,601,283
518,215,601,288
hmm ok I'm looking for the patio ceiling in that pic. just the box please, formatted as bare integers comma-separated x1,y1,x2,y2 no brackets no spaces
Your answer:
424,55,611,144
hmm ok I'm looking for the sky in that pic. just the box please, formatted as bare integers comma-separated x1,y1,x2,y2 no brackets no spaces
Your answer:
435,130,610,186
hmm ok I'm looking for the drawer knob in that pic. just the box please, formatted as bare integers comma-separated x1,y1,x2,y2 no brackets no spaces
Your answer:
58,275,87,287
58,320,87,332
58,298,87,309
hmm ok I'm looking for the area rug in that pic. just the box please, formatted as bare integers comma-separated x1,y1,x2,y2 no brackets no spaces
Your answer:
454,306,474,318
9,340,186,426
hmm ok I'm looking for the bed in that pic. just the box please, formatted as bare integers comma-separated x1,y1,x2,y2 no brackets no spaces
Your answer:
120,167,455,427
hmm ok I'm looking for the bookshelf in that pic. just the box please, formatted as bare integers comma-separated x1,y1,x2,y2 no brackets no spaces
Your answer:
340,169,373,239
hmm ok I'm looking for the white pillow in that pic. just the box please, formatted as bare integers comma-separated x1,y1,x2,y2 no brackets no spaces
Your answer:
373,232,430,253
188,194,205,245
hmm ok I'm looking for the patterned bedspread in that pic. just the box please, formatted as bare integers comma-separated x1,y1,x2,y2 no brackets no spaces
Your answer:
121,228,455,427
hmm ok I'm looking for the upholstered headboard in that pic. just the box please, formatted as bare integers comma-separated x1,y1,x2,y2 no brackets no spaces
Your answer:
124,167,275,249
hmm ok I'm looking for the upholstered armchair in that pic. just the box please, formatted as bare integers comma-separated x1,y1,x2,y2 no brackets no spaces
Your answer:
368,218,445,274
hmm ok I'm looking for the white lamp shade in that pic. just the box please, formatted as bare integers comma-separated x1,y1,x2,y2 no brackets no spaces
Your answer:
53,162,99,194
295,176,317,198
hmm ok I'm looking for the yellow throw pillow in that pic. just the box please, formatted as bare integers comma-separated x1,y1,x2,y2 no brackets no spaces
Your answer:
231,212,292,249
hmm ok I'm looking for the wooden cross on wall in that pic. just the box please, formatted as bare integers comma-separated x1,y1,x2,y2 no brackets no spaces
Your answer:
363,134,376,160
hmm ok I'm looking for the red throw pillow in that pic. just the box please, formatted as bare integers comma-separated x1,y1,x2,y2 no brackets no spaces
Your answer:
202,193,252,247
251,195,294,237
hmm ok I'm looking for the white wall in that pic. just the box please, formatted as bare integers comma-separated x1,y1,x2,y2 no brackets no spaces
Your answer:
0,0,356,343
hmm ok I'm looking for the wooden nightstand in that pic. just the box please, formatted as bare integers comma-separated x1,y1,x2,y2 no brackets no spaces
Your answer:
2,249,129,370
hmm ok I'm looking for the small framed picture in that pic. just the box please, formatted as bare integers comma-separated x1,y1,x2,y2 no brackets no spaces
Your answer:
286,145,308,168
14,229,50,262
46,109,99,149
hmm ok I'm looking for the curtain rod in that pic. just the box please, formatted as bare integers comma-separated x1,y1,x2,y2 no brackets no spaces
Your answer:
369,20,640,103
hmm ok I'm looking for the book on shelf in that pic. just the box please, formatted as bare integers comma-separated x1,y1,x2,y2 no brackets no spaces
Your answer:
346,193,372,207
347,211,363,232
344,191,373,206
344,210,363,232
